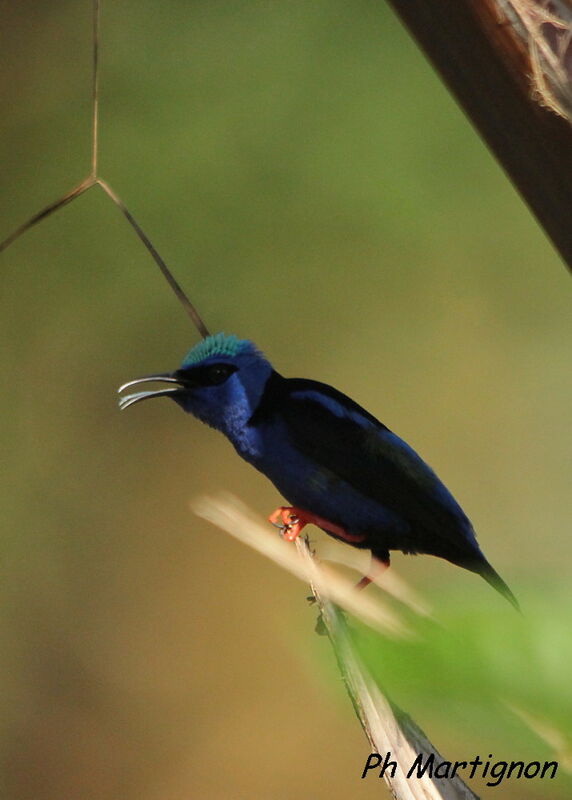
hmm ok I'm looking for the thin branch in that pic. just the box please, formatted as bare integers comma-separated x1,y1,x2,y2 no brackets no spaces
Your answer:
193,493,407,636
0,177,95,254
96,178,210,337
1,0,210,339
91,0,101,178
194,494,479,800
299,538,479,800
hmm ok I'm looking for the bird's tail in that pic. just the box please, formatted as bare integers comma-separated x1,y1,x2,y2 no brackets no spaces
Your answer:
477,560,521,613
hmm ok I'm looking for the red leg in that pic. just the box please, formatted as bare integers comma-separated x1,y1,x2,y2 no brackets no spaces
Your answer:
268,506,366,544
355,554,390,591
268,506,387,592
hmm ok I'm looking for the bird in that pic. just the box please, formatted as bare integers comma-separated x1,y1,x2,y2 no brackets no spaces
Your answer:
118,332,519,610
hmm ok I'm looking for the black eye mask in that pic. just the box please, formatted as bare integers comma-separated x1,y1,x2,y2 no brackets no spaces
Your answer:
175,362,238,387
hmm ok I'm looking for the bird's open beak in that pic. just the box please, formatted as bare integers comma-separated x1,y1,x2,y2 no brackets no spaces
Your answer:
117,372,188,410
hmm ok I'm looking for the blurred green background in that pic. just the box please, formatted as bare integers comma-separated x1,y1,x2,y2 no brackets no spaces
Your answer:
1,1,571,798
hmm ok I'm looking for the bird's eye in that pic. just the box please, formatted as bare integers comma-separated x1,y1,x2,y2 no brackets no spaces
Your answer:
205,364,234,385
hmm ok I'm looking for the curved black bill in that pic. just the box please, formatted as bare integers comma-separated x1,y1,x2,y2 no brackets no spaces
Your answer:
117,373,185,410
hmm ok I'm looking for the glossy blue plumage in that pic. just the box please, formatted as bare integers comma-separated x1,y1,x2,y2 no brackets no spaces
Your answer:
120,333,518,608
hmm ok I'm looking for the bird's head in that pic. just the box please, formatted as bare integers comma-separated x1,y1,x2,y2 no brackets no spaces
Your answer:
118,333,273,433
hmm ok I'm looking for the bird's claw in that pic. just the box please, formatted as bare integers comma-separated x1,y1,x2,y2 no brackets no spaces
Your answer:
268,506,308,542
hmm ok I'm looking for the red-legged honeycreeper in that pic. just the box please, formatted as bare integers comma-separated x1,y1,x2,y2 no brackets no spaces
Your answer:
118,333,519,609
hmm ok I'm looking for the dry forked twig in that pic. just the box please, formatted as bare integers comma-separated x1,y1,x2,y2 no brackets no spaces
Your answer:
193,493,479,800
0,0,209,339
95,178,209,337
0,177,96,255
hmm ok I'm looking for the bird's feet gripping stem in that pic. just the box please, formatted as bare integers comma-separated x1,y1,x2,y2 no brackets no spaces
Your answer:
268,506,312,541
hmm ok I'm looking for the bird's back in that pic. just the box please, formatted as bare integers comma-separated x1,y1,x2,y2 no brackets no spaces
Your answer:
248,371,485,569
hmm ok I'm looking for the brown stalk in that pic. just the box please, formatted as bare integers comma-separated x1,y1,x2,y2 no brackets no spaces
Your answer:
384,0,572,273
194,494,480,800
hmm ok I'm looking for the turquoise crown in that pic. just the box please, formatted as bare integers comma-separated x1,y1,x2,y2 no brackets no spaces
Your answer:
180,333,252,368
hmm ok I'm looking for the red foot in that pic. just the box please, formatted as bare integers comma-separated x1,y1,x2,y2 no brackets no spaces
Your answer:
268,506,311,541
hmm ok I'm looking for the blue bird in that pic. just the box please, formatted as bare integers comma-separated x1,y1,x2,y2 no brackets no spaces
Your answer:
118,333,519,609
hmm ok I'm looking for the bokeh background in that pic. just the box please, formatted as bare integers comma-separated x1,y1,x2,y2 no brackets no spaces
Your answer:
1,1,571,798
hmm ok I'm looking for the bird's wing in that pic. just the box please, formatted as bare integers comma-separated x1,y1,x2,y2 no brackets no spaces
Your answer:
275,378,478,557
